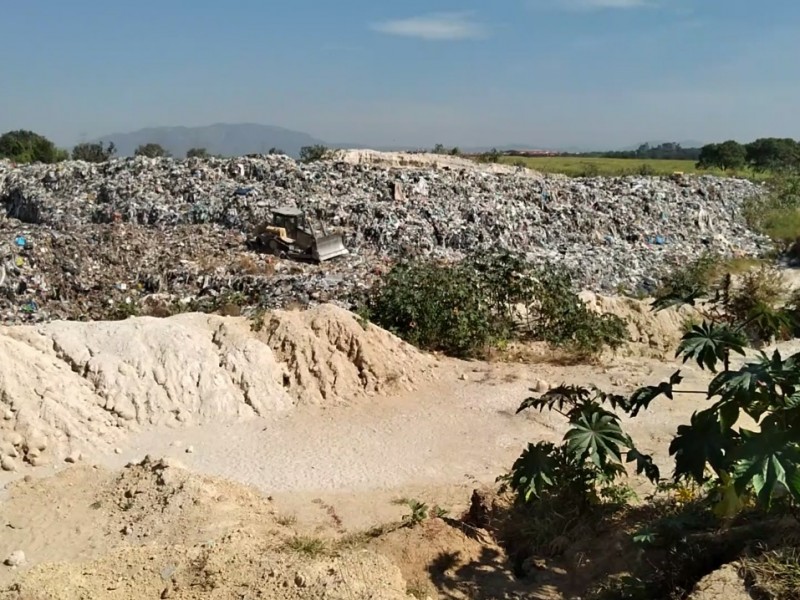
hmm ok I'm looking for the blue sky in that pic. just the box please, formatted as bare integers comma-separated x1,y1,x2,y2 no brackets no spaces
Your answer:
0,0,797,150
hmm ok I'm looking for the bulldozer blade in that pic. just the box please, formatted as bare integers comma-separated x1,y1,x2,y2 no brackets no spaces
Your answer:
313,234,349,262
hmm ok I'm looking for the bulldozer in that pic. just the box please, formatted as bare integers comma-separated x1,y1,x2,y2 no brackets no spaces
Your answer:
250,207,349,262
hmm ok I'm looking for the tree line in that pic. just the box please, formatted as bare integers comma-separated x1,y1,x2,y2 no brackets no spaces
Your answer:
696,138,800,172
0,129,248,163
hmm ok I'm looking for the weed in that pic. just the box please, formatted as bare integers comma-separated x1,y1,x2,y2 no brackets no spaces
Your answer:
284,535,328,557
250,308,266,332
359,252,627,359
742,545,800,599
275,514,297,527
430,505,450,519
401,499,429,528
406,579,434,599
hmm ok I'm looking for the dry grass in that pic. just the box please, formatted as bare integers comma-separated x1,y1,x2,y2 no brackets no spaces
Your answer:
284,535,329,557
742,545,800,599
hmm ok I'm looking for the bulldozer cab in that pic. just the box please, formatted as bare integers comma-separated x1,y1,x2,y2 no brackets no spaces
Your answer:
271,207,306,237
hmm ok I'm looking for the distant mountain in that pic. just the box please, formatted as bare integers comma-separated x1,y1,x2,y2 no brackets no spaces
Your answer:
92,123,328,159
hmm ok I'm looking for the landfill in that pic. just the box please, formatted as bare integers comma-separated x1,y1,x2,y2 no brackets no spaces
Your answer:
0,154,770,324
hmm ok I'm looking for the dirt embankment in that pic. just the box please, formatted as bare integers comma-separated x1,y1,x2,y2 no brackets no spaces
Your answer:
0,305,437,470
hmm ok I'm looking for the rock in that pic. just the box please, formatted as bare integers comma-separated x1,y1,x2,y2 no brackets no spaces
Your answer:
294,573,307,588
4,551,25,567
465,487,498,530
185,446,194,454
28,455,48,467
64,451,82,464
534,379,551,393
1,456,18,472
114,447,122,454
0,442,18,458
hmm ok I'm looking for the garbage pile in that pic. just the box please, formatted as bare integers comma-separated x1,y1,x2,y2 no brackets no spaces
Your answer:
0,155,770,324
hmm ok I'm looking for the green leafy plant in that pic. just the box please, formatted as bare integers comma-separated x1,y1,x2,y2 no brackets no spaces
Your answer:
507,385,661,506
401,500,429,528
647,289,800,517
359,252,627,358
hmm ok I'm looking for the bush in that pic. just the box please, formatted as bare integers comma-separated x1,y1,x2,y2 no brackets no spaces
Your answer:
359,252,627,358
134,143,170,158
742,175,800,247
655,256,794,346
0,130,66,164
186,147,209,159
299,145,329,162
72,141,116,162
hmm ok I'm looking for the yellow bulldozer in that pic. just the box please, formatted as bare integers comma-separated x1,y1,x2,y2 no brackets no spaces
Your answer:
250,207,349,262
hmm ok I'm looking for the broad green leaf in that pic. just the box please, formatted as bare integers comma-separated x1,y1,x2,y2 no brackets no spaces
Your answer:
510,442,559,501
564,408,630,472
626,448,661,484
651,288,705,312
629,371,683,417
708,363,774,404
731,427,800,507
516,385,592,415
677,322,746,373
670,409,737,483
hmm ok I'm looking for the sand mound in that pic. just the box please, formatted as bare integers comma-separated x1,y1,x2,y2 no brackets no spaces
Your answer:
580,291,692,356
255,304,433,404
0,458,408,599
0,305,436,468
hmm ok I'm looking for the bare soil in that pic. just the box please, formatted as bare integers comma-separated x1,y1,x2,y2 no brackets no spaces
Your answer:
0,298,777,598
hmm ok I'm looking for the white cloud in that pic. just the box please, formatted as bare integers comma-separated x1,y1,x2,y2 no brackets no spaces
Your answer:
530,0,658,11
370,12,488,41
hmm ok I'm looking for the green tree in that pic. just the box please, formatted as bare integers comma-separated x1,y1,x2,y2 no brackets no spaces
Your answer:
268,147,285,155
746,138,800,173
697,141,746,171
0,130,66,164
696,144,721,170
134,143,170,158
186,147,209,158
72,141,116,163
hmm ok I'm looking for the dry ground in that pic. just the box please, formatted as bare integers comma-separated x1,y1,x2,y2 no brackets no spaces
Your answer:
0,296,771,599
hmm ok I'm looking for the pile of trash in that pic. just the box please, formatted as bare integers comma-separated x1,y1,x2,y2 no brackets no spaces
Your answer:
0,154,770,324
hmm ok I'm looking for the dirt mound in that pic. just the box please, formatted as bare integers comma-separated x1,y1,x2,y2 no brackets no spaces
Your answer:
368,518,533,599
255,304,433,404
1,537,407,600
0,459,408,599
580,291,692,356
0,305,437,468
687,564,750,600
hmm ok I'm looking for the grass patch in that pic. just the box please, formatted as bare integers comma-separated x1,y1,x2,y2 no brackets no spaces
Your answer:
742,545,800,599
284,535,329,557
496,156,768,179
275,514,297,527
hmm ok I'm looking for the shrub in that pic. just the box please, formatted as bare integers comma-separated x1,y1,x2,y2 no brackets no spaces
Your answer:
0,130,66,164
134,143,170,158
742,175,800,247
507,281,800,527
186,147,209,159
72,141,116,162
299,145,329,162
360,259,498,357
359,252,627,358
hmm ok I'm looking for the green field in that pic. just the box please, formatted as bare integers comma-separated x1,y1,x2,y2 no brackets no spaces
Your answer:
496,156,763,179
